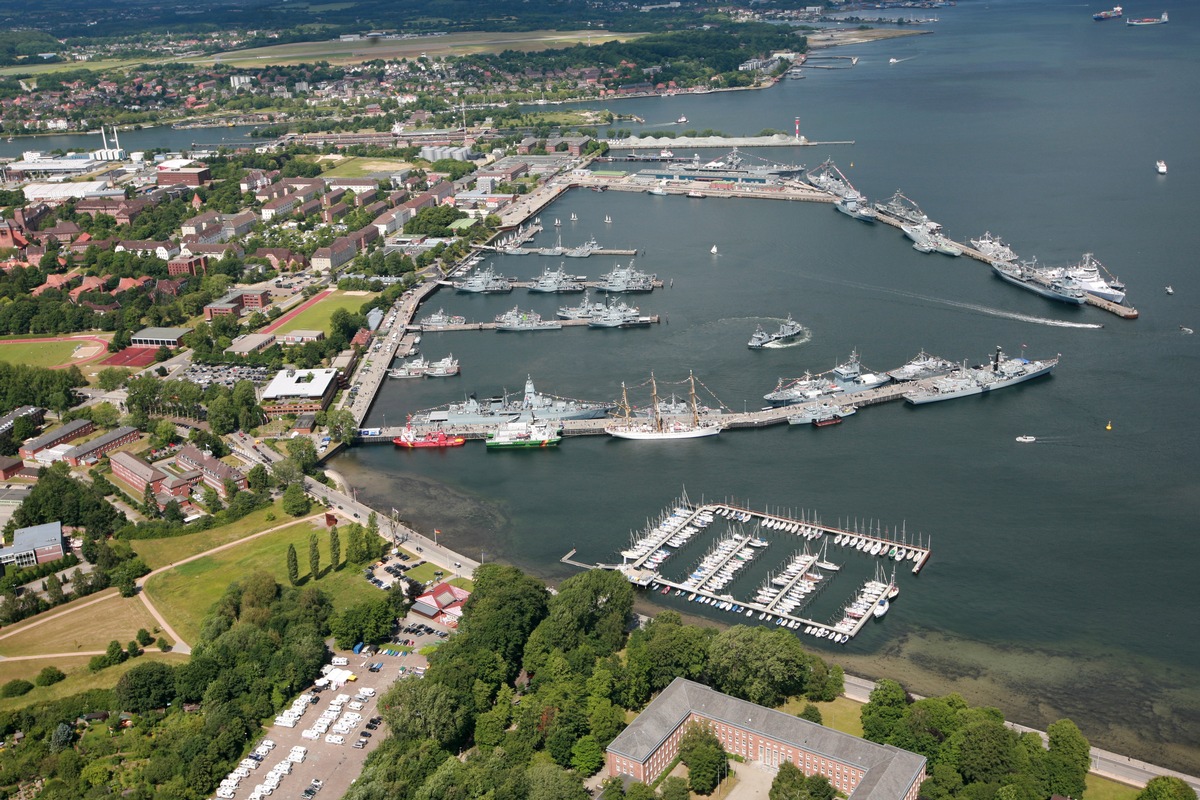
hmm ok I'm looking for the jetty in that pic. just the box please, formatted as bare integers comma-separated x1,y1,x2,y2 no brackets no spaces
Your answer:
356,374,940,443
563,496,932,644
872,209,1140,320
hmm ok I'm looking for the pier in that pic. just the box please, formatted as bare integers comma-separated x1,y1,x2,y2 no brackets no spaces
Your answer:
356,376,924,444
569,498,933,644
872,210,1140,320
396,314,660,333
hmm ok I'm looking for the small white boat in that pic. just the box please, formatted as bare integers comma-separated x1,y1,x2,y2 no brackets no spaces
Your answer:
554,218,561,227
570,212,578,222
676,115,688,124
889,58,900,64
1165,285,1174,295
710,244,719,255
1157,160,1167,175
1181,326,1194,335
1015,435,1037,443
604,215,612,224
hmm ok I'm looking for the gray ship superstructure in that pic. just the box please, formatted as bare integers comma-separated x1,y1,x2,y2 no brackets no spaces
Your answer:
557,290,606,320
748,314,805,349
493,306,563,331
598,262,657,293
764,350,889,407
903,347,1059,405
413,375,615,425
805,159,850,196
588,300,653,328
455,265,512,293
970,232,1019,264
873,190,930,225
529,264,586,293
834,192,878,223
992,258,1086,305
886,351,958,382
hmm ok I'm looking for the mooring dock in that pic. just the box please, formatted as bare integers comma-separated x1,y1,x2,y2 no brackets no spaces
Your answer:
566,499,933,643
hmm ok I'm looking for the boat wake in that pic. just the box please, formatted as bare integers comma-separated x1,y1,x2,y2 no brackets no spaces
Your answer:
761,327,812,349
804,275,1104,329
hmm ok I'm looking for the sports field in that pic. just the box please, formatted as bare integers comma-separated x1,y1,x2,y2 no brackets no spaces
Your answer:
270,290,377,336
0,335,110,369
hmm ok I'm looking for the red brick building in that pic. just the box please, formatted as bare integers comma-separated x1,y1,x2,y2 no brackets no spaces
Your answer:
175,444,247,498
606,679,927,799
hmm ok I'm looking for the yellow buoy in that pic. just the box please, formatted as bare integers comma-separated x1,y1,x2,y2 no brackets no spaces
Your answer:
1105,421,1112,431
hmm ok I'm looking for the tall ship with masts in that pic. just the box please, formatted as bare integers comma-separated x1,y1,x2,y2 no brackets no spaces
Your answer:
606,373,722,440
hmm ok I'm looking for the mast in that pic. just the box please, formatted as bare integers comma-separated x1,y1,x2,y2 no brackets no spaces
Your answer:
650,373,661,432
619,382,631,421
689,371,700,428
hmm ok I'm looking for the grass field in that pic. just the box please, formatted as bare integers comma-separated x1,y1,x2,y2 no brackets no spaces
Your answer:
144,519,383,644
132,499,288,569
186,30,642,68
0,593,172,658
1086,773,1142,800
0,652,189,711
0,338,98,368
320,156,412,179
278,291,376,336
777,695,865,738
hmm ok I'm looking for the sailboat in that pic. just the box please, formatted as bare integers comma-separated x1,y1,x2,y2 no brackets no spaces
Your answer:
605,214,612,224
606,373,722,440
554,218,561,227
570,212,579,222
710,244,719,255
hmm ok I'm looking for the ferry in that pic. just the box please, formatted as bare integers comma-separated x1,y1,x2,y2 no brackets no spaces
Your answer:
1093,5,1122,20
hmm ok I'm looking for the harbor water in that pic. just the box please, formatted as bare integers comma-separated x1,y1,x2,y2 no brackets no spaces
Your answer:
333,0,1200,769
13,0,1198,769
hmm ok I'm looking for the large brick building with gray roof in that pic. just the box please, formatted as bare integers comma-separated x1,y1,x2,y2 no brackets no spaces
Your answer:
606,678,926,799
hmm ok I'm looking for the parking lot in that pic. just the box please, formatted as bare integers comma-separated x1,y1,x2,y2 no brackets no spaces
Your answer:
217,609,449,800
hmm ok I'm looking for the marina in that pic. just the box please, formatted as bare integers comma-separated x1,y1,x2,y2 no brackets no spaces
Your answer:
568,494,931,644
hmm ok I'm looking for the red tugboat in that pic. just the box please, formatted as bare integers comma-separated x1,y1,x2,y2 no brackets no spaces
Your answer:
393,419,466,449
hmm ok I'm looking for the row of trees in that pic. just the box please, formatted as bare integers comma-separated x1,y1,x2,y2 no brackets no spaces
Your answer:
862,679,1092,800
0,572,335,798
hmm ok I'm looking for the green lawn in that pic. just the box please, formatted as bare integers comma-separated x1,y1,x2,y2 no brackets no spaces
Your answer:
0,652,189,711
278,291,377,336
777,695,865,738
0,338,92,368
132,499,288,569
0,593,172,658
1086,774,1142,800
144,519,384,644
